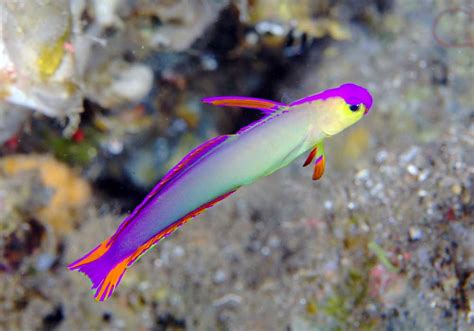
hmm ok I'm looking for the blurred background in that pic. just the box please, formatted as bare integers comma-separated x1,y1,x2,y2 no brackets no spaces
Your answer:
0,0,472,330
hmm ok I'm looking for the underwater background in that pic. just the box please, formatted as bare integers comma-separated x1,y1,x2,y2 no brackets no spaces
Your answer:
0,0,472,330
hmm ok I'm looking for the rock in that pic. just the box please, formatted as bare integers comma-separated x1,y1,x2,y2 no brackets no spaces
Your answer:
86,60,154,108
0,0,83,118
0,155,91,235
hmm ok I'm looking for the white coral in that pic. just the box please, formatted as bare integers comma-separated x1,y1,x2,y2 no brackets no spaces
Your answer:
0,0,83,118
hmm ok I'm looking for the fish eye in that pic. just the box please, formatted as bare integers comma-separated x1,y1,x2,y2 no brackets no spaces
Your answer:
349,104,360,112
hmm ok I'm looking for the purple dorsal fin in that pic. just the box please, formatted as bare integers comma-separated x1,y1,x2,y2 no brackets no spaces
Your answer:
112,135,231,239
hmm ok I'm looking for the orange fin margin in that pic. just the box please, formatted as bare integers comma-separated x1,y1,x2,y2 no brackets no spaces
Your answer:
87,189,239,301
68,238,113,270
70,141,238,302
110,135,231,242
68,237,128,302
126,189,238,268
94,259,128,301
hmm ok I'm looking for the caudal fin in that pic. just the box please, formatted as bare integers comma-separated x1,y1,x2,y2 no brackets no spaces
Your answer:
69,190,239,301
68,239,129,301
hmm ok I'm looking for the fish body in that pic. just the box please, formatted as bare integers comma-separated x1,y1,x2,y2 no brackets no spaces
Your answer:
127,107,315,240
69,83,373,301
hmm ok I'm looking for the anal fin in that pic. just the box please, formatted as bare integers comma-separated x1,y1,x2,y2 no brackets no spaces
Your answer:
126,189,238,268
111,135,232,241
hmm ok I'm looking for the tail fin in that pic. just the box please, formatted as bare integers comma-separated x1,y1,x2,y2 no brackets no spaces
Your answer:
70,189,239,301
68,239,129,301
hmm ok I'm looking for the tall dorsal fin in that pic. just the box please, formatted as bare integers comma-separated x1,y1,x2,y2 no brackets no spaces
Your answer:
202,96,286,114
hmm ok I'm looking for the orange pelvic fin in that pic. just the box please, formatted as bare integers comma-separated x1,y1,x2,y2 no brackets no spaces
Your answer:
303,147,317,167
312,155,325,181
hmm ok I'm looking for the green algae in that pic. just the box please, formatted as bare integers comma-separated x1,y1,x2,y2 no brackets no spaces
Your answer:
368,241,399,273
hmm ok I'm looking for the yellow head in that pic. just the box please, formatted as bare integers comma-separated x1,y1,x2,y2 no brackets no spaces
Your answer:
291,83,373,136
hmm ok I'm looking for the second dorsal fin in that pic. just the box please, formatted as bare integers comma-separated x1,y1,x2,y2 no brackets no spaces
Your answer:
111,135,232,240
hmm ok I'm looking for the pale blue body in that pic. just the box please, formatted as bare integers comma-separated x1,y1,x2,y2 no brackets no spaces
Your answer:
117,105,319,257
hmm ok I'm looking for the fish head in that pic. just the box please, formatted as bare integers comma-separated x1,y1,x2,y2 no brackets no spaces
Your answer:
292,83,373,137
317,83,373,136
